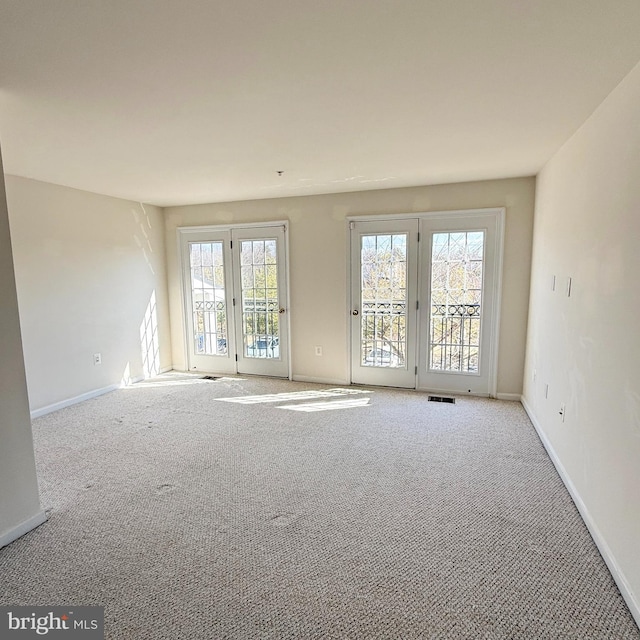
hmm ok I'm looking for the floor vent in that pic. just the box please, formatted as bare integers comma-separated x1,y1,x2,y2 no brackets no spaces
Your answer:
428,395,456,404
201,376,220,381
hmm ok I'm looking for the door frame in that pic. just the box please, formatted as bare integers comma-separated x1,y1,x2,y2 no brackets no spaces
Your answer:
177,221,292,379
347,208,505,397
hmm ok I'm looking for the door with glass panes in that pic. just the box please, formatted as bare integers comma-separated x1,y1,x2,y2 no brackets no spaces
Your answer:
180,224,289,378
350,219,419,388
417,212,501,394
232,225,288,378
350,211,502,395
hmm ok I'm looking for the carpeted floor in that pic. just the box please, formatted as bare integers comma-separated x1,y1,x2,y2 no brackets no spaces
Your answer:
1,374,638,639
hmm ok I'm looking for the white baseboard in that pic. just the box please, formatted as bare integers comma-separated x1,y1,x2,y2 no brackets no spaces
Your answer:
29,367,176,419
496,392,521,401
292,375,350,386
521,396,640,629
31,383,120,419
0,510,47,549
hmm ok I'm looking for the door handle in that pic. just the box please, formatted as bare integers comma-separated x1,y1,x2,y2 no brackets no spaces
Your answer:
352,309,359,316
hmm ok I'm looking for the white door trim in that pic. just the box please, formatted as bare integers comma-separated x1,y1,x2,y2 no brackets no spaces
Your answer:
178,221,289,232
346,208,504,224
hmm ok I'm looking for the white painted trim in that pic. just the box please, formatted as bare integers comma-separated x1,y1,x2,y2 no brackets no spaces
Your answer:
489,208,506,398
346,208,504,223
496,392,521,401
346,219,354,384
284,223,293,381
521,396,640,629
0,510,47,549
29,370,173,419
292,375,350,385
176,228,191,373
30,383,120,419
177,220,289,233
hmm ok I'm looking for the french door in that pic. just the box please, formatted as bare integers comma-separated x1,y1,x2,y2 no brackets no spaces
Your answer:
232,226,288,378
350,219,419,388
350,210,503,396
180,224,289,378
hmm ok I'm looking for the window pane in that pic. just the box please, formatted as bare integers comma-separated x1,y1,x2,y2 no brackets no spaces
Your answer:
428,232,485,373
360,234,407,368
189,242,227,356
241,239,280,359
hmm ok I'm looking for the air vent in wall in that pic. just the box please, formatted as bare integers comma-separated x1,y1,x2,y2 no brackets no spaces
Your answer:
428,396,456,404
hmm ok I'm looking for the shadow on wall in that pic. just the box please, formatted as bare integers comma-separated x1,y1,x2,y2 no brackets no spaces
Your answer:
140,290,160,379
132,204,164,380
120,290,160,386
129,202,163,383
132,203,157,276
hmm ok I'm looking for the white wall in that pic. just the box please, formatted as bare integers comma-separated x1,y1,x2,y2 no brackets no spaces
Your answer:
5,177,172,414
165,177,535,396
0,149,44,547
523,61,640,623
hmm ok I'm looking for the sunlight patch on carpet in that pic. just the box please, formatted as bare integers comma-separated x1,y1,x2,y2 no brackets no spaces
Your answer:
216,388,372,405
127,376,244,389
278,397,371,412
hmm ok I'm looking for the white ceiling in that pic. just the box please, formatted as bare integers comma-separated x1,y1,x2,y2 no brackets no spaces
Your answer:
1,1,640,207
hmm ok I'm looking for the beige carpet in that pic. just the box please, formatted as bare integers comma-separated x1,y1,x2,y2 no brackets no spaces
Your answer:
1,374,638,639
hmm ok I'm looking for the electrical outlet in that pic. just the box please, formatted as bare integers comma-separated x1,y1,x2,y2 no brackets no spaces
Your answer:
314,346,323,356
93,353,102,366
559,403,566,422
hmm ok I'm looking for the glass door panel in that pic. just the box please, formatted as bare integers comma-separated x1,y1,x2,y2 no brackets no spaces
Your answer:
180,229,236,374
418,212,501,395
190,241,229,357
233,226,289,378
351,219,418,388
240,239,281,360
428,231,484,373
360,233,408,369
